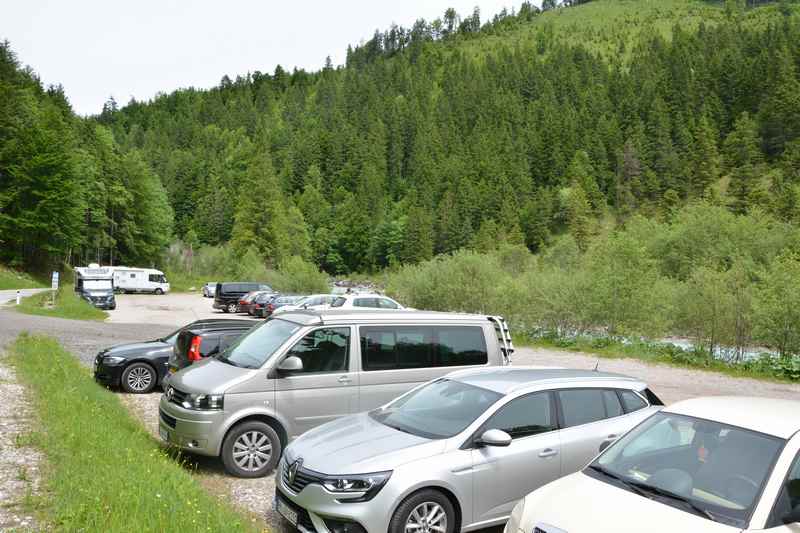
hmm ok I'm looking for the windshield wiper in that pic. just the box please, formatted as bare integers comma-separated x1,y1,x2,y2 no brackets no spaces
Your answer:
216,354,240,367
626,480,716,522
588,465,649,498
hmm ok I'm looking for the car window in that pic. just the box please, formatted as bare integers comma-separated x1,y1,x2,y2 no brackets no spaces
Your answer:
484,392,556,439
620,390,647,412
603,390,624,418
283,327,350,374
768,452,800,527
331,297,346,308
378,298,399,309
354,298,378,308
199,336,221,357
436,327,488,366
558,389,607,427
360,326,488,371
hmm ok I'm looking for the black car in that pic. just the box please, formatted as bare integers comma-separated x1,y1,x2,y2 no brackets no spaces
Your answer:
93,318,254,393
251,292,280,318
168,321,255,373
213,282,272,313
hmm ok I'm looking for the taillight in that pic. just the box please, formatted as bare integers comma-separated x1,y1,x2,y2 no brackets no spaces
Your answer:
188,335,202,362
267,303,275,311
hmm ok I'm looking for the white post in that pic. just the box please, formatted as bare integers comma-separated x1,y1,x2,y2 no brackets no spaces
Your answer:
16,290,21,305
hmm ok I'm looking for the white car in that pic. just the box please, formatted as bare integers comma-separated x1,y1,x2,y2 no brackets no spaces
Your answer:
506,396,800,533
327,293,404,310
272,294,338,314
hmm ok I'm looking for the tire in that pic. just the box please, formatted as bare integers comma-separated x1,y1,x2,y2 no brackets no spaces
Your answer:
221,421,281,478
227,303,238,314
120,362,157,394
389,489,456,533
154,288,164,295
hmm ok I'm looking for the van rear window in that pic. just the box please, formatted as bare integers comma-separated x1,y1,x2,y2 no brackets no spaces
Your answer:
360,326,488,371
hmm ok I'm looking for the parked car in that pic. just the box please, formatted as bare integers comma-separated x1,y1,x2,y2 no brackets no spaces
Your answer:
272,294,338,315
158,309,515,477
202,282,217,298
251,292,280,318
213,282,272,313
275,367,663,533
327,293,404,310
93,318,252,393
238,290,272,315
110,266,170,294
168,320,256,374
506,396,800,533
259,295,305,317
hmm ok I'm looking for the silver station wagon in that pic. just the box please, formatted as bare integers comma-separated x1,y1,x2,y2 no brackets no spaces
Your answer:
158,310,513,477
275,367,664,533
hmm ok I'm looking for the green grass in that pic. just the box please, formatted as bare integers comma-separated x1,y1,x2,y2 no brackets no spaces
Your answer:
16,288,109,321
0,266,46,290
164,270,209,293
528,334,800,383
8,334,260,533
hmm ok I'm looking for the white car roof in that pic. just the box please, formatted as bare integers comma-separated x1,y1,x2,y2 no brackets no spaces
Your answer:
665,396,800,439
447,366,647,395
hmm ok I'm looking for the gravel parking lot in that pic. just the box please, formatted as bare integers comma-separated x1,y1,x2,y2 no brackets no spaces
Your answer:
2,293,800,532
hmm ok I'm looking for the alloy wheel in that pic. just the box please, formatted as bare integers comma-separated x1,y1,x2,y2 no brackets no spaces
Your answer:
405,502,447,533
126,366,153,392
232,431,272,472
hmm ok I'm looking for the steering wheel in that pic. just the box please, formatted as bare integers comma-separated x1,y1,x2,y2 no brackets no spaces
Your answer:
723,474,760,503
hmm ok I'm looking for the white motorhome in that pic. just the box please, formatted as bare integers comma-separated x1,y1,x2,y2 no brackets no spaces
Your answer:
110,267,170,294
74,264,116,309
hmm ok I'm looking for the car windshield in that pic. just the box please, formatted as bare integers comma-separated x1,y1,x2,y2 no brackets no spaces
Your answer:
218,318,300,369
590,412,784,528
84,279,112,290
370,379,502,440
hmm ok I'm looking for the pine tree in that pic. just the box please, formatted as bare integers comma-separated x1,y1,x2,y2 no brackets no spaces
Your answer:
691,114,721,198
566,186,592,251
724,112,764,214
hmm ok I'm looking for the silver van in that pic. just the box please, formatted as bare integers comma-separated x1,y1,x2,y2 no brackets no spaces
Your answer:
158,309,513,477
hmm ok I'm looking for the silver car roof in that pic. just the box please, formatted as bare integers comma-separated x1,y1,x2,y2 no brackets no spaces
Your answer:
273,309,495,326
446,366,646,395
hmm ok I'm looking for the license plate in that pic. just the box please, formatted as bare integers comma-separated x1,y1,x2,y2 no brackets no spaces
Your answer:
275,498,298,526
159,426,169,442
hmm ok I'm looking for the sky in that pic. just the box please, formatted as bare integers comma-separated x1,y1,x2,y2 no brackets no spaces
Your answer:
3,0,524,116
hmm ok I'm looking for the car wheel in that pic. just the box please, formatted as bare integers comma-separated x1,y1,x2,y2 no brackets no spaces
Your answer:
120,362,157,394
154,288,164,295
221,421,281,478
227,303,238,313
389,490,455,533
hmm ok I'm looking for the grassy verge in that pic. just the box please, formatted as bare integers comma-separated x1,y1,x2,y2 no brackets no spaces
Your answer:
8,334,259,533
0,266,46,290
164,270,207,293
528,334,800,383
16,288,108,321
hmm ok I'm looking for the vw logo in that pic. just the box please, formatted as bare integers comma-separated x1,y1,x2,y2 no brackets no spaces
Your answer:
288,458,303,484
165,386,174,401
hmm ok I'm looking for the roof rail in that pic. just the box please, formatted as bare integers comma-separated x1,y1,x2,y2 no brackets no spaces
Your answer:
488,316,514,365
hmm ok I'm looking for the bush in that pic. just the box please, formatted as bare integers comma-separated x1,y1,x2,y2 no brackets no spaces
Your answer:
271,256,329,294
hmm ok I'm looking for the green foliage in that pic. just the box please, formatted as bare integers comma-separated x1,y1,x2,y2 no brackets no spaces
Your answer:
271,255,330,294
9,334,257,532
753,253,800,357
16,288,108,321
0,266,45,289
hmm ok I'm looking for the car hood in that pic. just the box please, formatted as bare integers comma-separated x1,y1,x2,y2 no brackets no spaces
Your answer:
285,412,446,474
100,340,170,358
167,358,255,395
517,472,739,533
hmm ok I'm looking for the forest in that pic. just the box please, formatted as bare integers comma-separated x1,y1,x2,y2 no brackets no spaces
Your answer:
2,0,800,360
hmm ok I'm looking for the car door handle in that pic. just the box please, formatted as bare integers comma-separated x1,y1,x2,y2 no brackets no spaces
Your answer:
337,376,352,384
538,448,558,458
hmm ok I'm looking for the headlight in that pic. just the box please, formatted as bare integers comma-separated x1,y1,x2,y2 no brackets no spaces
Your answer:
103,356,126,365
182,393,224,410
322,471,392,502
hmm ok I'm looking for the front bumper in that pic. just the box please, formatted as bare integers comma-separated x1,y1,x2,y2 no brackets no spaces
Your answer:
157,393,226,456
93,355,124,386
275,459,388,533
85,296,115,309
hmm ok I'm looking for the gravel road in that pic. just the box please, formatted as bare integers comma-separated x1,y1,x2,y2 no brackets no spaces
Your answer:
2,294,800,533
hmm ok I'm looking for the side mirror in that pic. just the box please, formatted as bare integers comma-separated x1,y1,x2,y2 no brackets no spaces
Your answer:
277,356,303,373
783,504,800,525
302,303,308,309
478,429,512,447
598,440,613,453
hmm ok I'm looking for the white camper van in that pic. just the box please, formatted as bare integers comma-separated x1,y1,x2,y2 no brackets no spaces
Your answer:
110,267,170,294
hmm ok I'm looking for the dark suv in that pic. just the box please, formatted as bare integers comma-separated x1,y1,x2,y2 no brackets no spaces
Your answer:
93,318,253,393
168,321,255,374
213,282,272,313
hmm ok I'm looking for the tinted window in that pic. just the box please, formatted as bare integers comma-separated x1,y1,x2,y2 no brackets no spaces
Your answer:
199,336,220,357
558,389,607,427
603,390,624,418
354,298,378,308
331,297,346,308
620,390,647,412
769,452,800,527
283,327,349,373
360,326,488,371
485,392,556,439
378,298,399,309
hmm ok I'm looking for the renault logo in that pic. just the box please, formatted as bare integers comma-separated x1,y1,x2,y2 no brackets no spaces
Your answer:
165,386,174,401
288,458,303,484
